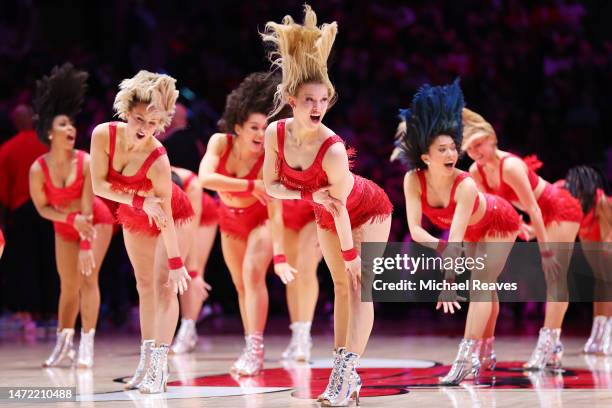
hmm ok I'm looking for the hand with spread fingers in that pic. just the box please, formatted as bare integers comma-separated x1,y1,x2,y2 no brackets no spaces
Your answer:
313,186,343,218
73,214,96,240
167,265,191,295
78,248,96,276
541,250,561,281
345,255,362,291
190,275,213,301
274,261,298,284
252,180,271,205
436,290,466,314
142,196,167,229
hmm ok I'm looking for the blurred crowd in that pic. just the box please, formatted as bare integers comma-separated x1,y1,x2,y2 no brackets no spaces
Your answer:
0,0,610,332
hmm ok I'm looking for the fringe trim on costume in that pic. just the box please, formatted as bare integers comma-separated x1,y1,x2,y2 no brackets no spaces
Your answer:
523,154,543,172
537,184,583,226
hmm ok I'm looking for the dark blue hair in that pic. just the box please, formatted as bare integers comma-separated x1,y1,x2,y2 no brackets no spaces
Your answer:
395,79,464,169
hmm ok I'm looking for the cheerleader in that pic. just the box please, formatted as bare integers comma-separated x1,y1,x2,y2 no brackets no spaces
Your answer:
261,5,393,405
563,166,612,355
170,166,217,354
28,64,114,368
461,108,582,370
397,80,520,385
90,71,194,393
198,72,297,376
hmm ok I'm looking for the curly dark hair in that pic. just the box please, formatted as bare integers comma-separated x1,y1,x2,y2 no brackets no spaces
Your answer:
33,63,88,144
396,79,464,170
217,72,286,133
565,165,609,214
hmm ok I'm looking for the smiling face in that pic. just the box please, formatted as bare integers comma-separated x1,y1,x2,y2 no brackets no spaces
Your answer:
48,115,76,149
125,102,165,141
288,82,330,131
421,135,459,175
464,135,496,165
235,112,268,154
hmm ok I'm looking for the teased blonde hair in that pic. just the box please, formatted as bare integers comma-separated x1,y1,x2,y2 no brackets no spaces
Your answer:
461,108,497,151
261,4,337,117
113,70,179,130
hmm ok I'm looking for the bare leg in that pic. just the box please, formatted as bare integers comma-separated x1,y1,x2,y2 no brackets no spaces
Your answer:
463,236,515,339
242,224,273,334
543,221,579,329
583,244,612,317
318,217,391,355
285,221,321,323
123,231,158,340
220,234,248,333
152,225,191,345
79,224,112,331
54,235,81,329
180,223,218,320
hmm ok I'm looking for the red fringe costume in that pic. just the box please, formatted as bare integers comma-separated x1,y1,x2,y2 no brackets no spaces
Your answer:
37,150,114,241
282,199,315,232
275,119,392,232
476,154,582,226
216,134,268,240
579,189,610,241
106,123,193,236
417,170,520,242
182,171,219,226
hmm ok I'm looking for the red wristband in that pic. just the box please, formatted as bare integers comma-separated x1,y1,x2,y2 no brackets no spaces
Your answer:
541,249,554,258
301,190,313,201
341,247,358,262
246,179,254,193
168,257,183,270
273,254,287,265
79,239,92,250
132,195,145,209
437,239,448,254
66,211,79,225
188,270,198,278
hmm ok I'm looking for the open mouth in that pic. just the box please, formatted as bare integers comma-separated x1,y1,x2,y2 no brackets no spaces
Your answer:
310,114,321,124
66,135,76,142
444,162,455,169
252,140,263,147
136,131,146,140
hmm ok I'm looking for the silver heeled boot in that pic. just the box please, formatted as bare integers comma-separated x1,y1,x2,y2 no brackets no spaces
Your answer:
238,333,264,376
171,319,198,354
479,336,497,371
317,347,346,402
77,329,95,368
584,316,607,354
602,317,612,356
439,338,482,385
321,350,361,407
294,321,312,362
524,327,563,371
281,322,299,361
125,339,155,389
230,335,250,374
283,322,312,362
139,344,170,394
43,328,76,367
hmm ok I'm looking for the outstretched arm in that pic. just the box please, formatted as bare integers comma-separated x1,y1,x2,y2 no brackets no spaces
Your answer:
149,156,190,295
